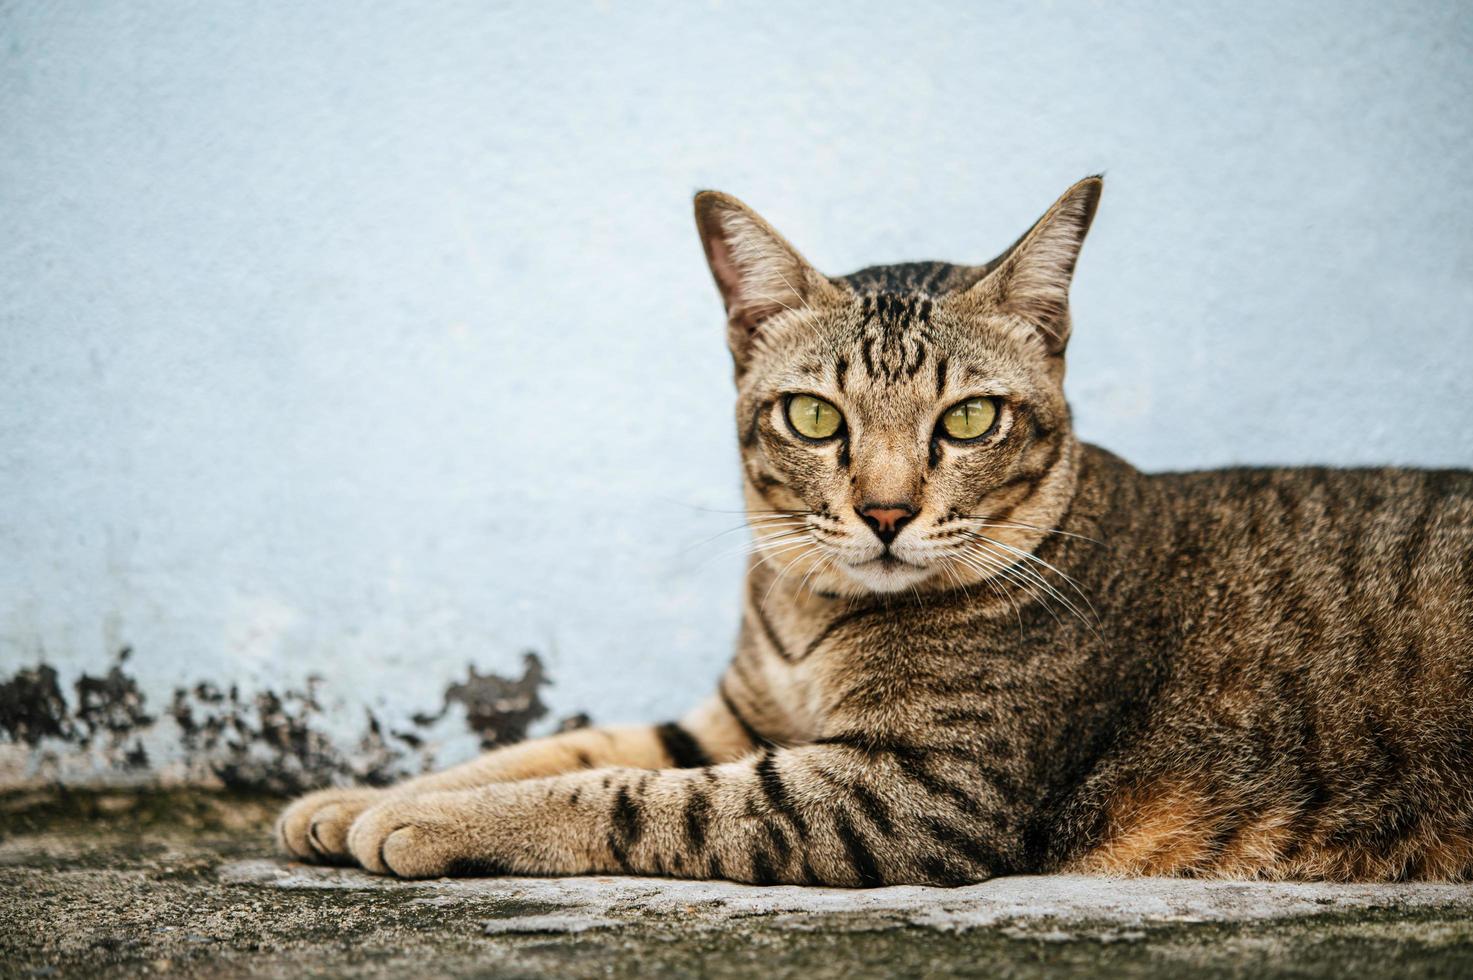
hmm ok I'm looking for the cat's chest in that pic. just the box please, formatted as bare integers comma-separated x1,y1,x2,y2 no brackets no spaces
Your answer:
742,588,1069,735
739,599,849,740
739,594,978,733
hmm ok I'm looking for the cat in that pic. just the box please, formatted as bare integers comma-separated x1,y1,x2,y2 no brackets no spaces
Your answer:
278,177,1473,884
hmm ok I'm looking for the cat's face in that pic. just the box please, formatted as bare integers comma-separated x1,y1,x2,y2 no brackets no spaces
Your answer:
696,179,1101,596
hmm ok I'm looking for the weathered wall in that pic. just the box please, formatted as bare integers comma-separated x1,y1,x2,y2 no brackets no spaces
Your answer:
3,1,1471,787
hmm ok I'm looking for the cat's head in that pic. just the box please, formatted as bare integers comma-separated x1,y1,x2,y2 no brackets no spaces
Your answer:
694,177,1101,596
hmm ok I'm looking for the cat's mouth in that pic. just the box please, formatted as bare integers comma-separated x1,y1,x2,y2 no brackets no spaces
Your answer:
839,551,934,592
868,552,924,570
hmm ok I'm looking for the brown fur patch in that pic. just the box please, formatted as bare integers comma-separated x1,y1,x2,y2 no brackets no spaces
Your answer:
1072,784,1316,878
1070,782,1220,875
1076,782,1473,881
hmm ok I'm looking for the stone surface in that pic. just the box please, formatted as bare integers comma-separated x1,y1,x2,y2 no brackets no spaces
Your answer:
219,858,1473,935
4,790,1473,978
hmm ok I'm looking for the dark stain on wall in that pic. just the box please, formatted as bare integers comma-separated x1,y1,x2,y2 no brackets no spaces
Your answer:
413,652,554,750
72,648,154,760
167,680,403,794
0,647,588,792
0,649,152,769
0,663,71,745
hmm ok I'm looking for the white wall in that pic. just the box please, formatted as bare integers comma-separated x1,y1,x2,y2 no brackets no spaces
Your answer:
2,1,1470,785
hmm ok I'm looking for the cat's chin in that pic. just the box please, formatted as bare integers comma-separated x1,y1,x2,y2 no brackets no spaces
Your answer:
837,555,936,594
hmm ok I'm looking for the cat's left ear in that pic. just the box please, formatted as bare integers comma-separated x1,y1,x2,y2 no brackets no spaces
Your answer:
970,176,1103,355
694,191,840,371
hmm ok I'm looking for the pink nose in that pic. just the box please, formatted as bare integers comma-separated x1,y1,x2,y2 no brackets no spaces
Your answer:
857,504,916,545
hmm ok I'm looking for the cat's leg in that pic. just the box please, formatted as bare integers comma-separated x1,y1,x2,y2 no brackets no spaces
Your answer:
276,695,758,863
345,738,1005,886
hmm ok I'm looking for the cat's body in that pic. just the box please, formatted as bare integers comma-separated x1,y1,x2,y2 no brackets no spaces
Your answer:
732,447,1473,881
278,179,1473,884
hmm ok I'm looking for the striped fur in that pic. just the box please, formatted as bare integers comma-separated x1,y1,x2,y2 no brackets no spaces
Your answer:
279,178,1473,885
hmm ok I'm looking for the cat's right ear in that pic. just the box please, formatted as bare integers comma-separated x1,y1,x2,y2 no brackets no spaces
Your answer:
694,191,836,370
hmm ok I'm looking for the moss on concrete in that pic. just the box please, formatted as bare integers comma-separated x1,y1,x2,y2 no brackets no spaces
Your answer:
3,789,1472,979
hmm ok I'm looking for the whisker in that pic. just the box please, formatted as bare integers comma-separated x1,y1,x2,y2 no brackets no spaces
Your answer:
746,515,813,527
662,500,812,517
964,531,1098,620
744,516,815,531
750,530,812,545
937,559,962,592
692,512,826,569
751,289,831,354
966,539,1095,628
749,540,816,579
965,539,1083,620
945,555,1023,633
769,272,849,362
696,529,811,571
957,515,1102,545
677,518,808,556
746,532,816,557
962,539,1098,637
760,542,818,608
952,549,1065,629
795,550,836,597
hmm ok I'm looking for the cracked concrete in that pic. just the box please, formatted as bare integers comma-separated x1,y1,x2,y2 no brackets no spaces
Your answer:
220,859,1473,936
4,789,1473,978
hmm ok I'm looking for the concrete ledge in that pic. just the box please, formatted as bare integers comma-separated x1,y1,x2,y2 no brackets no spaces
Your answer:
222,858,1473,936
3,790,1472,978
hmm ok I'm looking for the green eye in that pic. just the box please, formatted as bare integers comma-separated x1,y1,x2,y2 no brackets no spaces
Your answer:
940,397,998,441
786,394,843,440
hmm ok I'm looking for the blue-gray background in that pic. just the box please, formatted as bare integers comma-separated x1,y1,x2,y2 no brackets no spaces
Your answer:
3,1,1470,781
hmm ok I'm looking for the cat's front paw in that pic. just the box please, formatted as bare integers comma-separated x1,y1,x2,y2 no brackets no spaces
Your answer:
276,787,389,863
346,791,509,878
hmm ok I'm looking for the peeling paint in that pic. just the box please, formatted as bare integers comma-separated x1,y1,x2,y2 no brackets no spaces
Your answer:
0,664,70,745
71,648,153,759
0,648,590,791
416,652,553,750
0,650,151,768
168,679,404,794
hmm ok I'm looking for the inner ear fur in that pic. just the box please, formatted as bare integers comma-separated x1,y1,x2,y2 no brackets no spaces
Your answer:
693,191,840,369
970,176,1103,355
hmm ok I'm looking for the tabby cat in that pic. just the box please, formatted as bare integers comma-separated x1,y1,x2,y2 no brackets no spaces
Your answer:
278,177,1473,884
